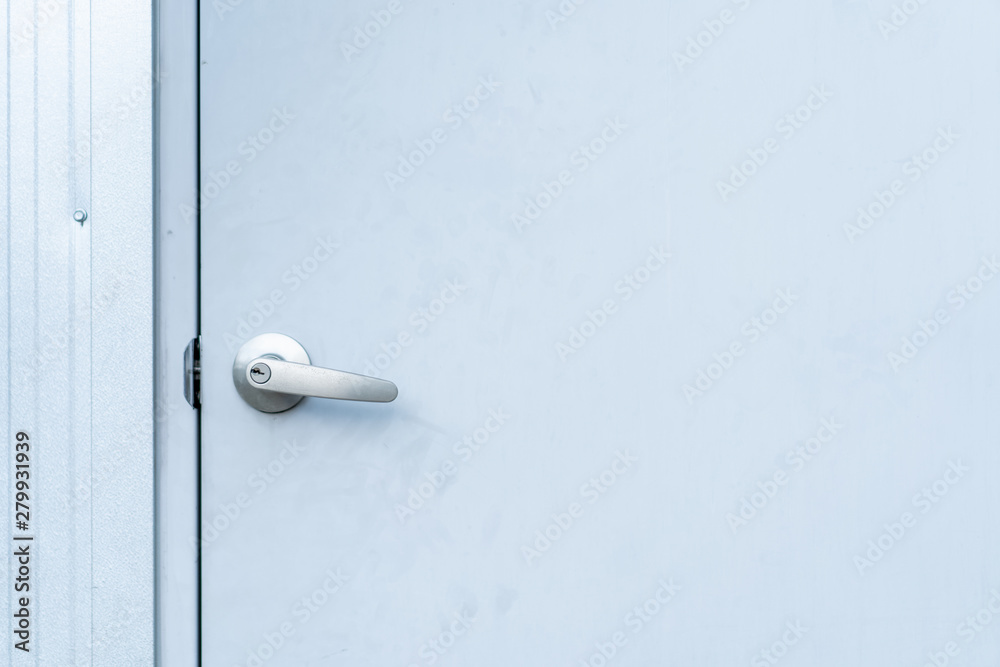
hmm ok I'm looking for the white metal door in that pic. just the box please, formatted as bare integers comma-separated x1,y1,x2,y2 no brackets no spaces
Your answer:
200,2,1000,665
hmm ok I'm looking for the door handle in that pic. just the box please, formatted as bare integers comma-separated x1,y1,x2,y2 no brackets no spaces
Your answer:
233,333,398,413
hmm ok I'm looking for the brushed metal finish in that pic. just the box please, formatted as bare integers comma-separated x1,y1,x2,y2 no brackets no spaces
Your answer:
233,333,398,412
250,358,398,403
232,333,310,413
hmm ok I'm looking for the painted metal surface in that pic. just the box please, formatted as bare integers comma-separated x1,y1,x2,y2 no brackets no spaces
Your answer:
201,1,1000,665
155,0,201,663
2,1,154,664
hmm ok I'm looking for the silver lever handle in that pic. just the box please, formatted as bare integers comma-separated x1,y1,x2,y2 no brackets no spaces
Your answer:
233,333,398,413
247,358,397,403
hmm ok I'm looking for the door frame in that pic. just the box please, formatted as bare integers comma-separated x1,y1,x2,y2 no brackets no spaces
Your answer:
155,0,201,663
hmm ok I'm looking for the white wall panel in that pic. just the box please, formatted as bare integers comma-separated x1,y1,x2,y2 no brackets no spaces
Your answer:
2,1,154,664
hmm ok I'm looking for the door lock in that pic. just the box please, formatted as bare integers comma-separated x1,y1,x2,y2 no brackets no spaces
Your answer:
233,333,398,413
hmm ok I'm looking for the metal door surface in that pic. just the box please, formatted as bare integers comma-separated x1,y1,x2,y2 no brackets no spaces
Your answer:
200,2,1000,665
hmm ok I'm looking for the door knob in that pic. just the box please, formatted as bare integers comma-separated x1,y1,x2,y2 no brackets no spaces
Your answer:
233,333,398,413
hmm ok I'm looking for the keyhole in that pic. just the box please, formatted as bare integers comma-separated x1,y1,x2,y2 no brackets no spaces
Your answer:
250,363,271,384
